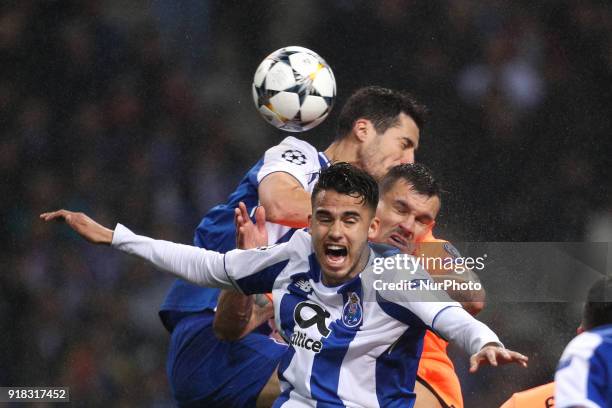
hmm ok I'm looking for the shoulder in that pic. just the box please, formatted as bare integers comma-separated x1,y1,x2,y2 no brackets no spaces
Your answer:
278,135,317,151
277,228,312,258
257,136,320,185
288,228,312,246
591,323,612,340
560,331,605,364
417,233,462,258
364,253,449,307
265,136,318,162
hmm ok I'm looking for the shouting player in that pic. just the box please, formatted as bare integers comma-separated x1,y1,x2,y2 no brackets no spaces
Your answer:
160,86,427,406
41,162,528,407
234,163,485,408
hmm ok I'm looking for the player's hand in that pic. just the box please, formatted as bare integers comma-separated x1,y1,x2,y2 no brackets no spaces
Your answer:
469,343,528,373
40,209,114,245
234,202,268,249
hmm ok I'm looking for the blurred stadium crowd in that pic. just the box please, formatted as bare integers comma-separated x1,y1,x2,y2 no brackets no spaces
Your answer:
1,1,610,406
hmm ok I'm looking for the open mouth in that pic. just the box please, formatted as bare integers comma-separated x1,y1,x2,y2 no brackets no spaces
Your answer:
389,234,408,247
324,244,348,266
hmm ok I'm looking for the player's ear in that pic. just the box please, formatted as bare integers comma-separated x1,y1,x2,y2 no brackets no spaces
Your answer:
353,118,373,143
368,215,380,240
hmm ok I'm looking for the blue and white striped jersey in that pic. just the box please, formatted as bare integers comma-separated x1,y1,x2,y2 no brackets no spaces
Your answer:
555,324,612,408
114,225,502,408
159,136,330,330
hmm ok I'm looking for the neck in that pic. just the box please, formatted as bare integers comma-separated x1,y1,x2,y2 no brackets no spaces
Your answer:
324,137,361,167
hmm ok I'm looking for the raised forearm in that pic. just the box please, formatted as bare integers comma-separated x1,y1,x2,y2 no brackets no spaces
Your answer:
214,292,275,341
214,290,255,340
261,188,310,228
258,173,311,228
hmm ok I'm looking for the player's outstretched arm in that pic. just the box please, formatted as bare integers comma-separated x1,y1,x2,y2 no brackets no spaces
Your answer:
469,343,528,373
41,209,235,290
424,303,528,372
40,210,114,244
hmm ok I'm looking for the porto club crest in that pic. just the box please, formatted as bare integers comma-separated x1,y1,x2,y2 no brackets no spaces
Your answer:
342,292,362,327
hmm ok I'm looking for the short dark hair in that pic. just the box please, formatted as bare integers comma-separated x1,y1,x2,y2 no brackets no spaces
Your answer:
583,277,612,330
380,163,441,198
336,86,428,138
312,162,379,214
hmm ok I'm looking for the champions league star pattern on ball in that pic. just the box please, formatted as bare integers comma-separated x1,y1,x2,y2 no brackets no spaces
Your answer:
253,46,336,132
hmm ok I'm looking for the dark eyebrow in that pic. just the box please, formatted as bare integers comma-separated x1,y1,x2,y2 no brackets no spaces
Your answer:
314,209,332,217
342,211,361,218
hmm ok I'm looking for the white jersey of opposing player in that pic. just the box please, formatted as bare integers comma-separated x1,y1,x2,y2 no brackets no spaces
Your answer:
113,225,502,407
256,136,329,245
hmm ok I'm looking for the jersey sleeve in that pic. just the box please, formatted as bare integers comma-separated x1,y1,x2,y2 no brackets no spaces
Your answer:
375,259,501,355
255,136,318,189
429,306,502,355
111,223,234,290
555,332,607,408
224,244,291,295
224,228,309,295
112,223,300,295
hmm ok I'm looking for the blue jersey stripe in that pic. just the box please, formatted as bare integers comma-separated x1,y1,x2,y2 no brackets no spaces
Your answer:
235,259,290,295
587,349,608,406
273,384,294,408
309,281,363,406
374,292,426,407
318,152,331,169
309,320,358,406
375,328,424,407
586,327,612,406
277,291,302,385
308,254,322,283
375,292,427,329
276,227,297,244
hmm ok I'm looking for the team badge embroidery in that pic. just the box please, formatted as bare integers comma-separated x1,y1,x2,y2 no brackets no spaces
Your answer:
282,149,307,165
342,292,363,327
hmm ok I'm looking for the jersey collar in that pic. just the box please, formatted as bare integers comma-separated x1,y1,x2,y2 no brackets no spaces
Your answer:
318,152,331,169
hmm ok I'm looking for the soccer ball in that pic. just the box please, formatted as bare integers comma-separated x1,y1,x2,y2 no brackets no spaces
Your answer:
252,46,336,132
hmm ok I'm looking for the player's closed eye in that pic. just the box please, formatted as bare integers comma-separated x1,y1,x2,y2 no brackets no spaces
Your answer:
417,217,433,226
393,203,410,214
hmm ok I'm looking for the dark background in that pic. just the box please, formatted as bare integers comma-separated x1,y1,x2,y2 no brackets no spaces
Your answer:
1,1,610,406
